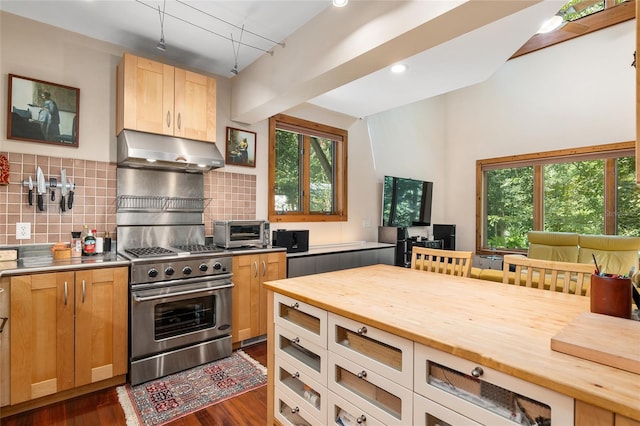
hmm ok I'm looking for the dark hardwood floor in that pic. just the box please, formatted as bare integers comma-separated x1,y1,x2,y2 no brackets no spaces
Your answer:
2,343,267,426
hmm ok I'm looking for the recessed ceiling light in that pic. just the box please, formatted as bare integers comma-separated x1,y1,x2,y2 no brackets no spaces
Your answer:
333,0,348,7
537,14,563,34
391,63,407,74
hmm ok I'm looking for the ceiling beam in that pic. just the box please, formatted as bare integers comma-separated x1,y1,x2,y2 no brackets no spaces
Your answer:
230,0,542,124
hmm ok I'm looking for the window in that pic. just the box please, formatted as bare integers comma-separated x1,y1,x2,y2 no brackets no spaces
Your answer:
512,0,633,58
268,114,347,223
477,142,640,253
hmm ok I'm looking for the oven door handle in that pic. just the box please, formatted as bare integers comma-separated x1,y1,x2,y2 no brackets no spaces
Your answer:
132,283,233,303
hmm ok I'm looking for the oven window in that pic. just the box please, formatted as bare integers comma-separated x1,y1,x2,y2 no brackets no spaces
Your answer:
229,224,261,241
154,296,215,340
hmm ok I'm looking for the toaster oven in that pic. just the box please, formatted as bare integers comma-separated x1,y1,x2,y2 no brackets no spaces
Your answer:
213,220,265,248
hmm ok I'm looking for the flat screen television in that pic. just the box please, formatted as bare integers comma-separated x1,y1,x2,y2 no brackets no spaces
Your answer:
381,175,433,227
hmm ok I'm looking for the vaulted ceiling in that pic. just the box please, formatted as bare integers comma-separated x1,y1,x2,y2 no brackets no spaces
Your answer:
1,1,568,123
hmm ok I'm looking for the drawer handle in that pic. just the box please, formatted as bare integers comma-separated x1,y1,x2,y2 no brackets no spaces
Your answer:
292,337,300,344
291,372,300,379
291,406,299,414
356,326,367,335
290,302,299,309
356,414,366,424
357,370,367,379
471,366,484,378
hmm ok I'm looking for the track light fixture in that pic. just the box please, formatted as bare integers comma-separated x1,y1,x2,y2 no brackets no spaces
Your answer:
156,0,166,51
333,0,348,7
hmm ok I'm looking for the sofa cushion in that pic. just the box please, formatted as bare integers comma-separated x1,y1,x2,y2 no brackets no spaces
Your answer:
527,231,579,262
577,234,640,276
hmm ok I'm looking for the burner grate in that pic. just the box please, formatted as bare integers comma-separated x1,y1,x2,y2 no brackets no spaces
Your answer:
125,247,176,258
173,244,224,254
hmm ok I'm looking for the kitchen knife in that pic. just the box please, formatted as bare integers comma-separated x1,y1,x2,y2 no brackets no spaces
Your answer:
50,177,57,202
28,176,33,206
67,179,74,210
36,167,45,211
60,169,67,212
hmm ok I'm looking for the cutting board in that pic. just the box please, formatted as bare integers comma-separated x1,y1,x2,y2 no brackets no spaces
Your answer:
551,312,640,374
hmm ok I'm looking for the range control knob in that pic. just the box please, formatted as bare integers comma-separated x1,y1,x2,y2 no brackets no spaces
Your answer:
213,262,222,271
165,266,175,276
182,266,192,275
148,268,159,278
199,263,209,272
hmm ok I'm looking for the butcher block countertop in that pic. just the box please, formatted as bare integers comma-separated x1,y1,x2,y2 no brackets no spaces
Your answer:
263,264,640,421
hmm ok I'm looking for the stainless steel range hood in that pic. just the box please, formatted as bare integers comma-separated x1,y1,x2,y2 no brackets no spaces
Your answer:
117,130,225,172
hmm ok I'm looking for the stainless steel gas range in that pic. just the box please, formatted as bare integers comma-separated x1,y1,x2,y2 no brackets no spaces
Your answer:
117,166,233,386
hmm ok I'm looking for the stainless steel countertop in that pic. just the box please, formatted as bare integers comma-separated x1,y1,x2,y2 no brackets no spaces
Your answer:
0,252,130,277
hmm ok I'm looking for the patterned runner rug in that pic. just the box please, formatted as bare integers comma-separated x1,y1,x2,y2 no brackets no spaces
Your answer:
117,350,267,426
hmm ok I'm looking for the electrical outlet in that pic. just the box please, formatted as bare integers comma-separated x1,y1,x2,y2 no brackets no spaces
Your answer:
16,222,31,240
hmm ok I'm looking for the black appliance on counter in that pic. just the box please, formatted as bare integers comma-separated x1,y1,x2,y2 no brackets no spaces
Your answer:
433,224,456,251
272,229,309,253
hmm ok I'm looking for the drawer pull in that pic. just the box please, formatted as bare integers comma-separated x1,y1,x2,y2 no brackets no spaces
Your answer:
291,371,300,379
356,414,367,424
292,337,300,344
471,366,484,378
290,302,299,309
356,326,367,335
291,406,300,414
357,370,367,379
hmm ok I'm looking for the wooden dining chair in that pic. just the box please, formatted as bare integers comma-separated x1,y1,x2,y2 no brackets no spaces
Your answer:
410,247,473,277
502,254,594,295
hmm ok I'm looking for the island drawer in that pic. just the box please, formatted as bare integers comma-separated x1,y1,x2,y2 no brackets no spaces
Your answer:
414,343,574,426
274,293,327,348
328,351,413,425
275,356,327,424
275,324,327,386
275,388,323,426
328,391,386,426
328,312,414,389
413,392,481,426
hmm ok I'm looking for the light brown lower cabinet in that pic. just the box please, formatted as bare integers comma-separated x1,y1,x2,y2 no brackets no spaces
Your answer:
576,401,640,426
232,252,286,344
9,267,128,405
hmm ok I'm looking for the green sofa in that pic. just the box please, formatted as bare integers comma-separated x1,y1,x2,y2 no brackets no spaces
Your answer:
472,232,640,284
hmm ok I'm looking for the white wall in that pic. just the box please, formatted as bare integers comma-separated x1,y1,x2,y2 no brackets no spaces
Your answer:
368,20,635,250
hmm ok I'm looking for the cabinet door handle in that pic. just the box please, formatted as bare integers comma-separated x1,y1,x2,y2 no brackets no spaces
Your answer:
177,112,181,130
0,317,7,333
82,280,86,303
253,261,258,278
471,366,484,378
262,260,266,277
166,110,171,128
64,281,68,305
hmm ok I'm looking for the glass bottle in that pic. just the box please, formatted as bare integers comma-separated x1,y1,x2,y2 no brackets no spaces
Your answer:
83,228,96,256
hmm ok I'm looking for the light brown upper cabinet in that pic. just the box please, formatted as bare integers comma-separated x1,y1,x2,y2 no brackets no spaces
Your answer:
116,53,217,142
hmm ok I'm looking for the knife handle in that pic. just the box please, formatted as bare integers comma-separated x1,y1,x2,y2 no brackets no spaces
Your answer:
67,191,74,210
37,194,44,212
28,189,33,206
60,195,66,212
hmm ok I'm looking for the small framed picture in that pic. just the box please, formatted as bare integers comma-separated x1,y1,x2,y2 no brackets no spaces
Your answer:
7,74,79,147
226,127,256,167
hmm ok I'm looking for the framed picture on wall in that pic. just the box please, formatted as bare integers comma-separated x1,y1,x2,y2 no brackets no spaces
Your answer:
226,127,256,167
7,74,79,147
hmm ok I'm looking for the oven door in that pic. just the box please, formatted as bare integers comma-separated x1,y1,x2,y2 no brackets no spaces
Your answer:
130,277,232,360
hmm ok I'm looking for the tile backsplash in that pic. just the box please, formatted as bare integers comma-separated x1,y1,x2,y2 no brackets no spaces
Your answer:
0,151,256,246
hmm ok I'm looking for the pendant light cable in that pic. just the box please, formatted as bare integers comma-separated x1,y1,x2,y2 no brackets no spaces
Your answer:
156,0,166,51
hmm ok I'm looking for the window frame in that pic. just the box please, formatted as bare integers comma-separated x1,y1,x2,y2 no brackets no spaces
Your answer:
268,114,348,223
475,141,635,255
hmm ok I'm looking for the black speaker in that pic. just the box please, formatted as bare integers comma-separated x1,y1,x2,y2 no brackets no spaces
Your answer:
433,224,456,251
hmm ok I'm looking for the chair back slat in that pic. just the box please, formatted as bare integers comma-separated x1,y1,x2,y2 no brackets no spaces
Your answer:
410,247,473,278
502,254,594,296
